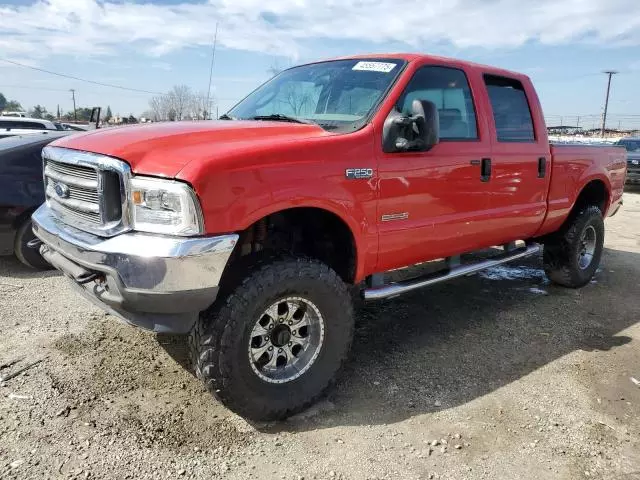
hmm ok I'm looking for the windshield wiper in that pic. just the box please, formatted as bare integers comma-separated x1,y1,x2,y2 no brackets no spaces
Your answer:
218,113,235,120
248,114,312,124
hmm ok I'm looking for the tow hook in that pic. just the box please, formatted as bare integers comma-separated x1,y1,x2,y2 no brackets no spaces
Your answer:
27,238,42,249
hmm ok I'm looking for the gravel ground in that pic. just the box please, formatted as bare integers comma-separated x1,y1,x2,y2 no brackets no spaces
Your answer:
1,191,639,480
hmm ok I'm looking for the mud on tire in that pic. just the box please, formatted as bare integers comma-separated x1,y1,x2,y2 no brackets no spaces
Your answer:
543,205,604,288
189,256,354,421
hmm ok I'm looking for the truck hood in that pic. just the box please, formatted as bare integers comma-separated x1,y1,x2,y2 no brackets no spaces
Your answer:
50,120,330,177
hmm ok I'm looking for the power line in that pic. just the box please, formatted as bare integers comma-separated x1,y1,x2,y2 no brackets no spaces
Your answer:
0,58,165,95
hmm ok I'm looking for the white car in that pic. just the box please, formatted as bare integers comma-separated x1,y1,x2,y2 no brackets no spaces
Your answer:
0,111,28,118
0,116,62,139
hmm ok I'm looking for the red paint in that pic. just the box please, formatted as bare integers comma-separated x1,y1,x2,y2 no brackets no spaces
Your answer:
51,53,627,284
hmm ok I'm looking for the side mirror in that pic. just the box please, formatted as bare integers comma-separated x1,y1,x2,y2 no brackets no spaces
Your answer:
382,99,439,153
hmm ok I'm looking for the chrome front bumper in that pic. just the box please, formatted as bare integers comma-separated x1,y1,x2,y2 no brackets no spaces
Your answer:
31,204,238,333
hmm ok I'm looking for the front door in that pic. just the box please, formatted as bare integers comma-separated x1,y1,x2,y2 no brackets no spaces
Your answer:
376,65,495,272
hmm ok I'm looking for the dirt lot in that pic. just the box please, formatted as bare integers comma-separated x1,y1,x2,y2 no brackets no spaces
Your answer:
1,192,639,480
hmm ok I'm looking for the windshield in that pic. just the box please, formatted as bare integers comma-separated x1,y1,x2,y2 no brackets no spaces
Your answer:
228,58,406,132
616,139,640,152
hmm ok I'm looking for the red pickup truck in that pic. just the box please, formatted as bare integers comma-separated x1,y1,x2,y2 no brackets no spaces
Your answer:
32,54,627,420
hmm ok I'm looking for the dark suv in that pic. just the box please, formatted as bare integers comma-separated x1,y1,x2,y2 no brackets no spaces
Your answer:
616,137,640,185
0,132,70,268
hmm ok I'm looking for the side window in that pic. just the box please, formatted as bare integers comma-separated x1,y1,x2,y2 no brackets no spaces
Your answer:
21,122,48,130
483,75,535,142
397,66,478,140
0,121,48,130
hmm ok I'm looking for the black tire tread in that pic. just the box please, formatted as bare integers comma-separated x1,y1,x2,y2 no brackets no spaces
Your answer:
543,205,604,288
189,256,353,421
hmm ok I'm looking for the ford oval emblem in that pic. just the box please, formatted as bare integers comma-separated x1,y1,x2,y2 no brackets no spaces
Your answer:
54,183,71,199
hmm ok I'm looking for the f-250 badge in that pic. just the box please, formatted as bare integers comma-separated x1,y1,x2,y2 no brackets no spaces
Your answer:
345,168,374,180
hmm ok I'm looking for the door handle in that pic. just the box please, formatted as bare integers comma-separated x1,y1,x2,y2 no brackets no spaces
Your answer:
480,158,492,182
538,157,547,178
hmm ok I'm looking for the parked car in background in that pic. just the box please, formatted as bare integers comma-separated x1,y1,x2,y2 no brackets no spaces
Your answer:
61,123,90,131
615,137,640,184
0,111,28,118
0,132,75,268
0,116,62,139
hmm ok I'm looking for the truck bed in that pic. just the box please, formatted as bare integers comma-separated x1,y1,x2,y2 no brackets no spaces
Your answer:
537,144,627,236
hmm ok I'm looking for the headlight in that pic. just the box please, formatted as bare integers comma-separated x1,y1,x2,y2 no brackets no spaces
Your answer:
130,177,204,236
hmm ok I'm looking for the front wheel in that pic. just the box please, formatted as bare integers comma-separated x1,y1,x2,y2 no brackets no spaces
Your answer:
543,205,604,288
14,217,52,270
190,257,354,421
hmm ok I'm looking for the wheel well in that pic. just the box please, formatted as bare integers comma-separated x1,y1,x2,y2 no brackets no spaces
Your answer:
573,180,609,216
12,207,37,230
230,208,357,284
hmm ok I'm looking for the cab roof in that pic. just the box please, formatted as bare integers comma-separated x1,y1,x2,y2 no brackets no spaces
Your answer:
317,52,528,81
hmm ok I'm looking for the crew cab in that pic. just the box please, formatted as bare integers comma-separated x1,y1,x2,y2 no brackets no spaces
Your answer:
31,54,627,420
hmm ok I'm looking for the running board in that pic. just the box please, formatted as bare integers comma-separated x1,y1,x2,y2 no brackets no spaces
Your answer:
363,243,541,301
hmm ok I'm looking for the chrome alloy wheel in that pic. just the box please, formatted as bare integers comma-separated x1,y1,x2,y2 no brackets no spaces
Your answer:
248,297,325,384
577,225,597,270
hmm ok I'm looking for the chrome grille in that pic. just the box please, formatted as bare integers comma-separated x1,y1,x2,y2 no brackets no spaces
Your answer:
45,159,101,225
42,146,132,236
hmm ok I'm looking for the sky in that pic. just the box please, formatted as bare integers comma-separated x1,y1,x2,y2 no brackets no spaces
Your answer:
1,0,640,128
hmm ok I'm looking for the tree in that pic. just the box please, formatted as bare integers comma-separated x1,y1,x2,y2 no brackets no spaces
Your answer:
29,105,47,119
56,105,61,119
166,85,192,121
148,86,211,121
3,100,23,111
104,106,113,123
0,93,6,112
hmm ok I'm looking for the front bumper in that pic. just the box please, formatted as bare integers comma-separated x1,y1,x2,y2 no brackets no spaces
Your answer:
32,204,238,333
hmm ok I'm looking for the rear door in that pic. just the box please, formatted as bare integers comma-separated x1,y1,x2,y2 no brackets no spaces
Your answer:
376,64,496,272
480,74,551,244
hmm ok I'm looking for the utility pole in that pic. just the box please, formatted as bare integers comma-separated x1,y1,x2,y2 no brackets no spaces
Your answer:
205,22,219,121
69,89,77,121
600,71,618,137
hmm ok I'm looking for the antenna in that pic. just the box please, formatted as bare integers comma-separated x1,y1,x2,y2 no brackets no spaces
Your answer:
205,22,219,120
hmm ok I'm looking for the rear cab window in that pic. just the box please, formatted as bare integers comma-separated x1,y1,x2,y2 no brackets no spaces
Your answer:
483,75,535,142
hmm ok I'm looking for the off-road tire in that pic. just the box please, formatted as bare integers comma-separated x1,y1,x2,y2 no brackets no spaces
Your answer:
543,206,604,288
189,256,354,421
13,218,52,270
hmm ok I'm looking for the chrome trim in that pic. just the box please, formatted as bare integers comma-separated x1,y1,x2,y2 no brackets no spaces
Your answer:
42,146,133,237
364,243,541,300
32,204,238,294
381,212,409,222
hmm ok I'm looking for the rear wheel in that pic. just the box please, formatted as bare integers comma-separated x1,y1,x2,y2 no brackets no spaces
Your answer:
190,256,354,421
14,217,52,270
543,206,604,288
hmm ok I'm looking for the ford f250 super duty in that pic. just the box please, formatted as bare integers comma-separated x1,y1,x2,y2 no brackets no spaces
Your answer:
31,54,627,420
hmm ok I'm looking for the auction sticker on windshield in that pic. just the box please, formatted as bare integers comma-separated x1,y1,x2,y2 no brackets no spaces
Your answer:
352,61,397,73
